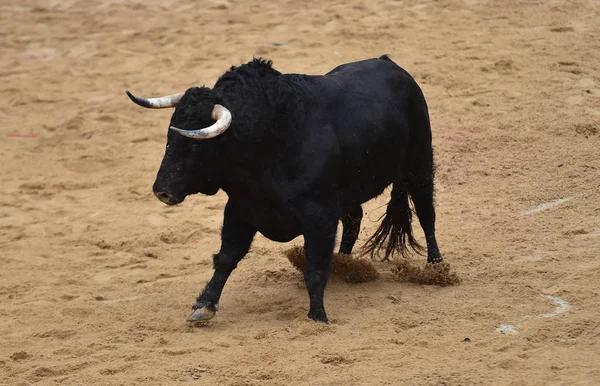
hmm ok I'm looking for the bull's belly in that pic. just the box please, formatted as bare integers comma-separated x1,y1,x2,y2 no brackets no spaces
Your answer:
238,200,302,243
259,227,301,243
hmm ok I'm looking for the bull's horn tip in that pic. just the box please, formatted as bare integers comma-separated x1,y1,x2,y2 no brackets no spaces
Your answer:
125,90,138,103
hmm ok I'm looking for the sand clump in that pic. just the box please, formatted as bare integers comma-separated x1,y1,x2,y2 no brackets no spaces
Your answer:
285,246,380,283
285,246,459,286
392,259,461,286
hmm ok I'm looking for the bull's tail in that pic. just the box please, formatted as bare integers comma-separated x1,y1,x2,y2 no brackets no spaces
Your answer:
362,183,424,261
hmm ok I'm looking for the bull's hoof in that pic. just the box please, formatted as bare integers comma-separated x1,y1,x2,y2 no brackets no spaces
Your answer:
308,309,329,324
187,304,218,323
428,256,443,264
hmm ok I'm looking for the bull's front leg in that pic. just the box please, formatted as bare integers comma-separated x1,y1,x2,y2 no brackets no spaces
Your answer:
299,201,339,324
188,200,256,322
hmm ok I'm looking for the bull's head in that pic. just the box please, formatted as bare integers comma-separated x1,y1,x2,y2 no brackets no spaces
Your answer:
126,87,232,205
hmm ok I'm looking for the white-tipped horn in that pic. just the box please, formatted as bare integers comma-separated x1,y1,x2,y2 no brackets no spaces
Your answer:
169,104,232,140
126,90,184,109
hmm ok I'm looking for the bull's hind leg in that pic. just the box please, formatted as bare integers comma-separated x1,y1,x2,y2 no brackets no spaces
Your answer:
188,200,256,322
339,206,363,255
408,165,443,264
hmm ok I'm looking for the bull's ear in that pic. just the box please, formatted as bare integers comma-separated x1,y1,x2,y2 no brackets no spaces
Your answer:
126,90,185,109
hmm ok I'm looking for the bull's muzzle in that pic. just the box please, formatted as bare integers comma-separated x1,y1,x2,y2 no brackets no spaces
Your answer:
153,190,181,205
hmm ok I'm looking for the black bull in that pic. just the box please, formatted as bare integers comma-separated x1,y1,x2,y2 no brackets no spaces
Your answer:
126,55,443,324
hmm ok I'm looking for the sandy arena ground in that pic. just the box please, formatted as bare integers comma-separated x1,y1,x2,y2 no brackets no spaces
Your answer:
1,0,599,384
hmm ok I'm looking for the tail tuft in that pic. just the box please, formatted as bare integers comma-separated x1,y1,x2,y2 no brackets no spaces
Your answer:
362,187,424,261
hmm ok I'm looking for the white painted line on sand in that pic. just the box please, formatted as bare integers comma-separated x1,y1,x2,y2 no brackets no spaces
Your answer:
496,324,519,335
495,295,572,335
539,296,571,318
521,197,574,216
